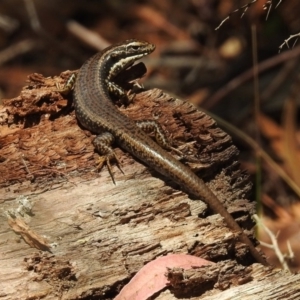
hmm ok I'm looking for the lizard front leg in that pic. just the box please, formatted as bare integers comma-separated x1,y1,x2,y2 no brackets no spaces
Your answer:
93,132,123,184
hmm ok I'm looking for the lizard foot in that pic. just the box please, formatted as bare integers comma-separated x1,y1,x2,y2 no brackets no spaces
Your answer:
96,152,124,185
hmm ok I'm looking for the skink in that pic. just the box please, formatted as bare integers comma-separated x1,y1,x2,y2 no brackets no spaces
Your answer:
72,39,266,265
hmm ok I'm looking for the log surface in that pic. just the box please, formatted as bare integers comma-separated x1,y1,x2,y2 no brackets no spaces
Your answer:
1,73,296,299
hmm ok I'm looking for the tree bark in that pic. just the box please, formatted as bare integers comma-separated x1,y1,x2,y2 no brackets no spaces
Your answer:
0,73,297,299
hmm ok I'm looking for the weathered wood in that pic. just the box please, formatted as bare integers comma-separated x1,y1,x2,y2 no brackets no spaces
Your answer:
158,265,300,299
0,73,296,299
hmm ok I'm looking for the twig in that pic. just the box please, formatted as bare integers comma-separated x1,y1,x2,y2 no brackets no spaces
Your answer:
204,109,300,199
0,13,19,33
279,33,300,52
22,0,81,61
66,21,110,51
21,155,31,175
254,214,293,272
0,39,38,66
215,0,257,30
263,1,272,20
216,0,283,30
275,0,283,9
205,44,300,108
23,0,41,33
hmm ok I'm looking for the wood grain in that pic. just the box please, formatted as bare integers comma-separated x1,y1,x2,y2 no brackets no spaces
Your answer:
0,73,290,299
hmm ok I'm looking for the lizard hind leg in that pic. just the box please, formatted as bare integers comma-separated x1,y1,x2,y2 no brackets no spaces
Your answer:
136,120,182,157
93,132,124,184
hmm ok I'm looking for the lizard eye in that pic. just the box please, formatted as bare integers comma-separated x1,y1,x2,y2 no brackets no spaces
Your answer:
130,45,140,50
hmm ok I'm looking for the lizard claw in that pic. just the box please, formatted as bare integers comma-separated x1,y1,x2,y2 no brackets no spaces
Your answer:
96,152,124,185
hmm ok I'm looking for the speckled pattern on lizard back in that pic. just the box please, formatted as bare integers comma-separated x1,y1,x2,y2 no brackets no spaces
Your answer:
72,39,267,265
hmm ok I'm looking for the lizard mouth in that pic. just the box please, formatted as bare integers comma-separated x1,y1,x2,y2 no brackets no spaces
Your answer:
125,60,135,70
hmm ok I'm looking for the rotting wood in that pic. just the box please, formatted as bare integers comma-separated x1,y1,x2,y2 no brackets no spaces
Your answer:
0,73,291,299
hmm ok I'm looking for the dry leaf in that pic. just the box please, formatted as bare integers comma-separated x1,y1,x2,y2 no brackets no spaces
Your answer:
115,254,213,300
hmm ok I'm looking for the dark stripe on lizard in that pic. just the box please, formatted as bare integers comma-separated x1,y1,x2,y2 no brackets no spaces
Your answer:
73,39,267,265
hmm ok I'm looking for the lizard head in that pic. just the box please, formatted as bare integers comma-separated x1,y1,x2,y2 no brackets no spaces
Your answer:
106,40,155,77
110,40,155,59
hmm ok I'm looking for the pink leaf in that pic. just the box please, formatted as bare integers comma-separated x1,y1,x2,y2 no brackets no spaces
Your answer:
115,254,214,300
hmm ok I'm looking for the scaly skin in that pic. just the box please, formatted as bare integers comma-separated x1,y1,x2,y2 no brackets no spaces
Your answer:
73,39,267,265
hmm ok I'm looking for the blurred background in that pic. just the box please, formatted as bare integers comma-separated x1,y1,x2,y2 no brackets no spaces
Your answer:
1,0,300,214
